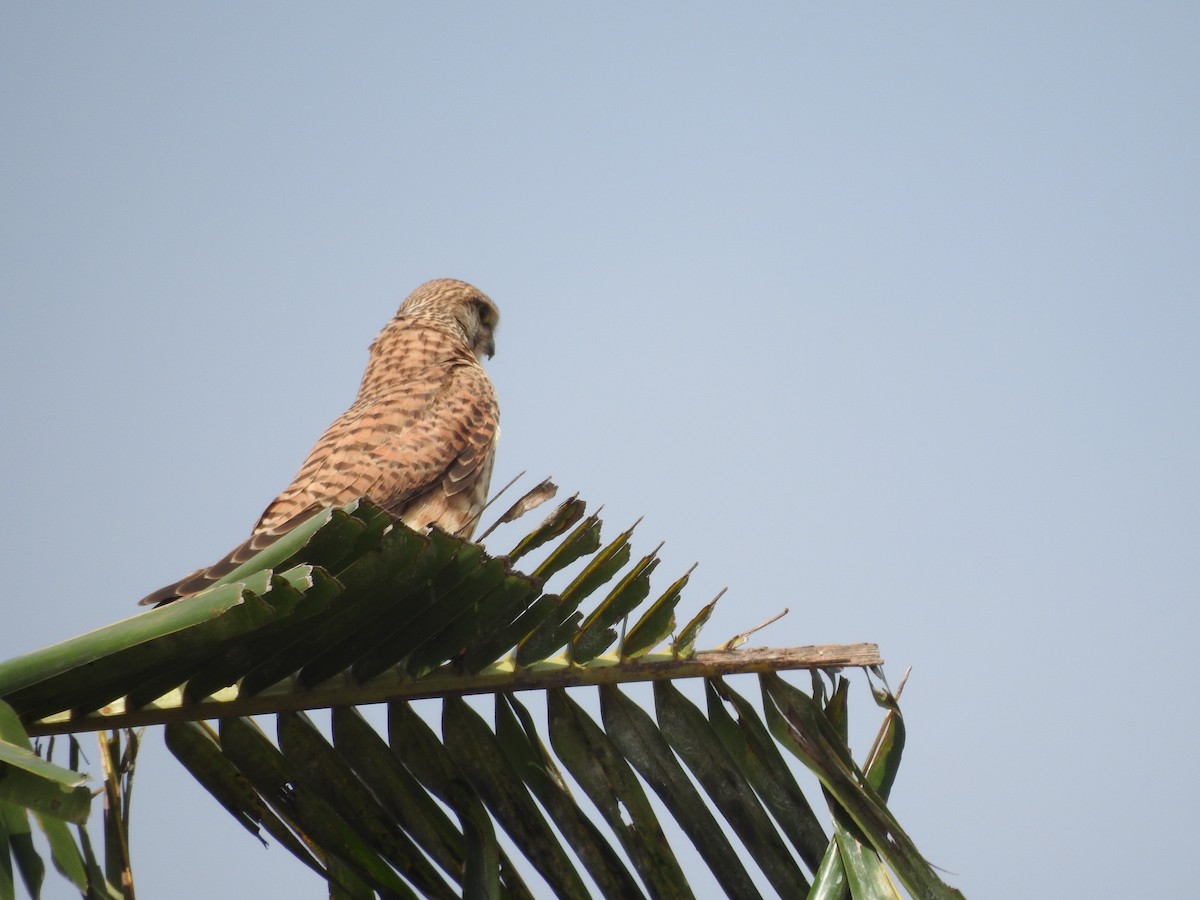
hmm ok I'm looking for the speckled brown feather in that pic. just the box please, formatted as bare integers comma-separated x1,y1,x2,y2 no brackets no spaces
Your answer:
140,278,500,606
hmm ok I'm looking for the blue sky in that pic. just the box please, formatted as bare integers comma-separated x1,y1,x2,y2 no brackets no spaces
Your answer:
3,5,1197,897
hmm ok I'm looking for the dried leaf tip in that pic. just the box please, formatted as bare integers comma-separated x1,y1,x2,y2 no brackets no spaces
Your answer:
721,606,788,651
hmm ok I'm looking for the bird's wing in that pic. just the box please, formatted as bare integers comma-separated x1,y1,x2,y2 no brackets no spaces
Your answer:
253,353,498,536
139,353,498,606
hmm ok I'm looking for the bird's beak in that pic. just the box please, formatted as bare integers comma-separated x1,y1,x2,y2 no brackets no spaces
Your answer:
484,337,496,359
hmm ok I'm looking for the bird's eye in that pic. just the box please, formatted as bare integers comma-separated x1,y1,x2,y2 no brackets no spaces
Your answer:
475,301,495,327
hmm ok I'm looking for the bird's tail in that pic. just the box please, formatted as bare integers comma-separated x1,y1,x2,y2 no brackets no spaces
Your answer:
137,530,283,607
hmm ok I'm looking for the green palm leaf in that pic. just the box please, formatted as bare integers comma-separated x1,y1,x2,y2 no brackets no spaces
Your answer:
0,495,963,899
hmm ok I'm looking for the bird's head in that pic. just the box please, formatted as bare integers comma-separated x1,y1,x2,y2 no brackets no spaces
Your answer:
395,278,499,360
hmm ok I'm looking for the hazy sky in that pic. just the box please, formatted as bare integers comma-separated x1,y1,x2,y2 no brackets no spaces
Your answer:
3,5,1197,898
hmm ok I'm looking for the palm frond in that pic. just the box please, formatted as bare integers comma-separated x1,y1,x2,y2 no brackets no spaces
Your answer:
0,495,963,898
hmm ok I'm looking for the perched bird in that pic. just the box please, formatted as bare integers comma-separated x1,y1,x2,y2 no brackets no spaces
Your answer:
140,278,500,607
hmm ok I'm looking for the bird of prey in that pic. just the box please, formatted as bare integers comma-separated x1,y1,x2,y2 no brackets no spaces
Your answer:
139,278,500,607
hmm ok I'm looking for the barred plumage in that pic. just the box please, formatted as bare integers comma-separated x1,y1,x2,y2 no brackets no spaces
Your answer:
140,278,500,607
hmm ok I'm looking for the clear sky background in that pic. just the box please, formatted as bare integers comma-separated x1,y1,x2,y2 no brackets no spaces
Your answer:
3,5,1197,898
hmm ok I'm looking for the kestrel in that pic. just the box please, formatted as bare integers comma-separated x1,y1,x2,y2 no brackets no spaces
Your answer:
140,278,500,607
